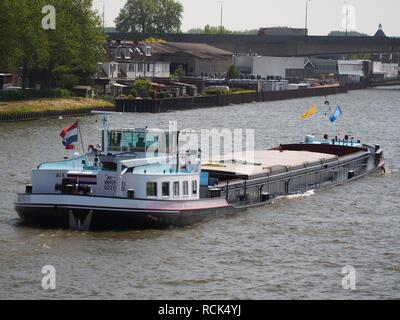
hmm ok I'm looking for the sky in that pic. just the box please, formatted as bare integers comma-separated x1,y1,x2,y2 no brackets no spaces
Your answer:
92,0,399,36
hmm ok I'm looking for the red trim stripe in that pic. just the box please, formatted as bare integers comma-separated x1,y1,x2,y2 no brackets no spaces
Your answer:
67,174,97,179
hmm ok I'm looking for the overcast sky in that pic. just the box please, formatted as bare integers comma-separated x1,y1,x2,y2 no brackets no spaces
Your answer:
92,0,398,36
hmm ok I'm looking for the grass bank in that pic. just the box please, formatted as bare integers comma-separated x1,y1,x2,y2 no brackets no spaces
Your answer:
0,97,114,115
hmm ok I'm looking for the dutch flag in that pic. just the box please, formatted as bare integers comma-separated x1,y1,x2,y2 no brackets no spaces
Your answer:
60,120,79,150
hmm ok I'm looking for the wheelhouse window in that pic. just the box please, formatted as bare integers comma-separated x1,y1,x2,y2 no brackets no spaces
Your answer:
147,182,157,197
192,180,198,195
173,182,180,197
107,130,171,153
183,181,189,196
162,182,170,197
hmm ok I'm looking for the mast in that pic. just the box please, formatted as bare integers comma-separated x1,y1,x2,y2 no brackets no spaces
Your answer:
77,117,85,155
102,113,110,155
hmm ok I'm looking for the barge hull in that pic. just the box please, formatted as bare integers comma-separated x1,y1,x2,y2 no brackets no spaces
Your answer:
15,205,234,230
15,195,233,230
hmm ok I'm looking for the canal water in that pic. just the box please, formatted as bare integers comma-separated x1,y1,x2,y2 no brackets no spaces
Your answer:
0,88,399,299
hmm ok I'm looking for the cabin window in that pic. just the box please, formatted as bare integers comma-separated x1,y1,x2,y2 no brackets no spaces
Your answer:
173,182,180,197
162,182,170,197
107,130,171,153
147,182,157,197
183,181,189,196
109,132,122,148
192,180,198,195
128,63,135,72
138,63,144,72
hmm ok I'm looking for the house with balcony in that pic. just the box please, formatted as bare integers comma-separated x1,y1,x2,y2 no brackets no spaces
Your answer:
97,41,171,83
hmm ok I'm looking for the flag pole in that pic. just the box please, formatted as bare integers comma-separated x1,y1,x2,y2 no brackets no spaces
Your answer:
77,118,85,155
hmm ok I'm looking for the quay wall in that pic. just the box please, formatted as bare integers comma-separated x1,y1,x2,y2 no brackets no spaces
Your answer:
0,85,367,121
0,106,115,122
116,86,349,114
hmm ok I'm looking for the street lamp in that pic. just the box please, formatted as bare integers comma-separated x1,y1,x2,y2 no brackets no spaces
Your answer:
219,1,223,32
344,1,349,36
305,0,311,36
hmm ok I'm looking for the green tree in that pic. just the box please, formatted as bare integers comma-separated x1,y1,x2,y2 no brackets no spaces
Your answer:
115,0,183,35
0,0,106,89
226,65,240,80
5,0,50,89
174,65,185,78
187,25,258,35
0,0,23,72
328,30,368,37
134,79,153,97
204,25,232,35
47,0,106,86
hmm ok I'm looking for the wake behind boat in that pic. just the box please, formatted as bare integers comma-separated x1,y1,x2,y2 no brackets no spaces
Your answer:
15,110,385,230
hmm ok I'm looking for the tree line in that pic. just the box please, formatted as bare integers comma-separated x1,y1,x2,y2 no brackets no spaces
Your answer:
115,0,183,35
0,0,106,89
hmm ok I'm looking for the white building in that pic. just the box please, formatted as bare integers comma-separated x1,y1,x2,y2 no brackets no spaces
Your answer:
99,61,170,80
338,60,369,83
234,55,307,79
119,61,170,79
99,62,119,79
372,62,399,79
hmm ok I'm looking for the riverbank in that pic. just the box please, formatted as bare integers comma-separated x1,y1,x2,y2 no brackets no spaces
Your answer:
0,84,368,121
116,85,350,113
0,98,114,122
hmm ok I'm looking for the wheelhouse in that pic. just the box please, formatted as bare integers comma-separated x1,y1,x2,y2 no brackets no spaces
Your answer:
103,128,178,155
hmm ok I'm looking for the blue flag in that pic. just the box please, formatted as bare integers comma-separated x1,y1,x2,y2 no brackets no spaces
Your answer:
329,106,343,123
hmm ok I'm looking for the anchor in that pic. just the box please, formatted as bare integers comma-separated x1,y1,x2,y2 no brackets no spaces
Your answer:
69,209,93,231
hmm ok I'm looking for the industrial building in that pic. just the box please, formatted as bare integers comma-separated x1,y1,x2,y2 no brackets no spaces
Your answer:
234,54,307,81
149,42,233,77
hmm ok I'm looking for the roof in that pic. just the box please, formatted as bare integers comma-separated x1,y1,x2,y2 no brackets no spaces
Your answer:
169,81,197,88
147,42,233,60
374,24,386,37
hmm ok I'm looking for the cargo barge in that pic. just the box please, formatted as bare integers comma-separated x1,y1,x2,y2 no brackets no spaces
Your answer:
15,116,385,230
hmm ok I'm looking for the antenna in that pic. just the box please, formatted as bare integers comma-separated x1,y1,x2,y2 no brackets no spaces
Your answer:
103,1,106,28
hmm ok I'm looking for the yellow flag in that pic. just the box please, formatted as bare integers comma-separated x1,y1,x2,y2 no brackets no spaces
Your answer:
301,105,318,120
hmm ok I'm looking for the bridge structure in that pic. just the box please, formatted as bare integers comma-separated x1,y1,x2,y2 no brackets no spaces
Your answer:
108,33,400,57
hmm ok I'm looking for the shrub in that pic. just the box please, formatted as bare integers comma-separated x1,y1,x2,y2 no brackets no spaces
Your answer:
159,91,172,99
226,65,240,80
149,90,157,99
134,79,152,98
174,65,185,79
130,88,138,98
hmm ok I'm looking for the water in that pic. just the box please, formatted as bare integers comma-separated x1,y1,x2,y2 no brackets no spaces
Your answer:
0,89,399,299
